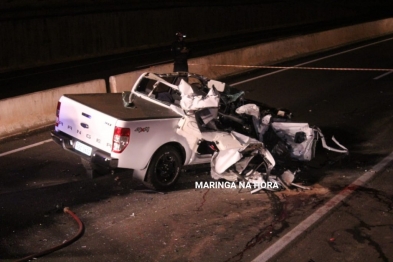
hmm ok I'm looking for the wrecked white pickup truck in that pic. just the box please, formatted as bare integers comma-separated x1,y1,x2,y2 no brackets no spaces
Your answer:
51,72,348,191
51,72,225,190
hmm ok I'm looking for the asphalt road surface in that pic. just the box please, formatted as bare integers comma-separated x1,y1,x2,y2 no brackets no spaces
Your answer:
1,34,393,262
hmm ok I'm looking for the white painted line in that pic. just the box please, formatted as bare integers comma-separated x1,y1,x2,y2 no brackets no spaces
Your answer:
374,71,393,80
232,36,393,86
252,150,393,262
0,139,52,157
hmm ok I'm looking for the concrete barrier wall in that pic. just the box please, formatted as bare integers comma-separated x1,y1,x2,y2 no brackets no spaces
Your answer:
2,18,393,140
0,79,106,140
109,18,393,93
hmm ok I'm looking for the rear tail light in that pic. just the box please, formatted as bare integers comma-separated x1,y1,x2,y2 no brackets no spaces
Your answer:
112,127,130,153
55,102,61,127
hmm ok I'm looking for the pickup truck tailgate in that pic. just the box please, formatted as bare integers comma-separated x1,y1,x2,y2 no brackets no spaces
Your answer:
57,95,118,154
56,93,182,155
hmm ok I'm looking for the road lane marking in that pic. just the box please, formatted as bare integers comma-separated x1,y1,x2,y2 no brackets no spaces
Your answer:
252,151,393,262
374,71,393,80
0,139,52,157
230,36,393,86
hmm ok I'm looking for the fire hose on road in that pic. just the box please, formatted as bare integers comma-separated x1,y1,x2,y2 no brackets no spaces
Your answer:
16,207,84,262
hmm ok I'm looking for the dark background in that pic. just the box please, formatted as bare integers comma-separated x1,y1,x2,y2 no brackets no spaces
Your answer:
1,0,393,98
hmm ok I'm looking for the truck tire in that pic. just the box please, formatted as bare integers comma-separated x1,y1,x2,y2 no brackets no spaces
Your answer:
144,145,182,190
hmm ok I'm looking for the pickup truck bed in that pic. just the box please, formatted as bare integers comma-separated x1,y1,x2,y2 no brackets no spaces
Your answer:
65,93,180,121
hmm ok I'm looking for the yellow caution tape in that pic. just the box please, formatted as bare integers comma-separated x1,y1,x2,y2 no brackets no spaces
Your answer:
188,63,393,72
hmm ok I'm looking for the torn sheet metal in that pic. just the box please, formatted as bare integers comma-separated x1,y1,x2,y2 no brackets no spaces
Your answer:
236,104,272,141
270,123,348,160
314,127,348,153
235,103,260,118
210,149,242,181
179,80,220,111
175,79,278,191
208,131,261,177
235,103,348,161
271,122,316,161
207,79,226,92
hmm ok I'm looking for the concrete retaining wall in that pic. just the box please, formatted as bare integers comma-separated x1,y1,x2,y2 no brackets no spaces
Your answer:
109,18,393,93
0,79,106,140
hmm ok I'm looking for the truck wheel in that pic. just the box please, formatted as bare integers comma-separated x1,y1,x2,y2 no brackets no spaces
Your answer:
144,145,182,190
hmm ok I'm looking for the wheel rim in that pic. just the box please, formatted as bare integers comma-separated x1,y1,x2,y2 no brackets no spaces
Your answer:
155,153,179,184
